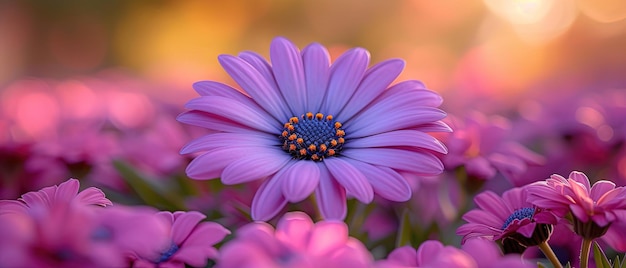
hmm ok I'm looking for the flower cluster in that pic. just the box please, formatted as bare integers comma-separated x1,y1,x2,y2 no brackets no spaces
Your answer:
2,37,626,268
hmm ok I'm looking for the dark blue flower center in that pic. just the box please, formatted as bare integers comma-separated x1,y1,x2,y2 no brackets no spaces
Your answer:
280,112,345,162
158,243,179,263
502,207,535,230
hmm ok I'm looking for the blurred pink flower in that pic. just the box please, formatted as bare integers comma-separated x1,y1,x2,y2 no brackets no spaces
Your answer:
132,211,230,267
440,112,544,185
179,37,448,221
456,187,557,248
0,178,111,214
527,171,626,239
376,239,533,268
217,211,373,268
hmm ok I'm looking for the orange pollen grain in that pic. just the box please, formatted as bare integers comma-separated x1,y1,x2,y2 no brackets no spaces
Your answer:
289,144,296,151
284,123,291,128
288,125,295,131
306,112,313,119
338,137,345,144
297,138,304,144
282,131,288,137
327,149,335,156
334,122,342,128
290,117,299,124
288,134,297,141
308,144,317,152
316,113,323,120
319,144,327,152
299,149,307,156
326,115,333,121
311,155,320,161
336,130,345,137
330,140,338,146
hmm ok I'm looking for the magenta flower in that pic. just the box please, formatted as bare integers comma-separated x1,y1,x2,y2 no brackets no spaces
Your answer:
132,211,230,267
376,239,533,268
179,37,448,220
526,171,626,239
0,178,112,214
456,187,556,249
440,112,544,184
217,211,373,268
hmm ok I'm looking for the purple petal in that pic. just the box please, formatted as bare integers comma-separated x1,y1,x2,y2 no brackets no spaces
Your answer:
238,51,279,93
342,148,443,175
180,132,279,154
569,171,591,191
218,54,291,121
221,151,290,185
416,240,444,265
185,147,248,179
192,81,251,101
281,161,320,202
302,43,330,113
347,105,446,139
462,209,504,228
321,48,370,116
341,159,411,202
185,96,280,133
315,165,347,220
345,130,447,154
270,37,307,115
388,246,418,266
177,110,253,134
251,177,288,221
324,158,374,203
338,59,404,121
181,221,230,248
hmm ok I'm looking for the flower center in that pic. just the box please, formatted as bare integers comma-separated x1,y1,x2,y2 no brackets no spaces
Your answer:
280,112,345,162
502,207,535,230
158,243,179,263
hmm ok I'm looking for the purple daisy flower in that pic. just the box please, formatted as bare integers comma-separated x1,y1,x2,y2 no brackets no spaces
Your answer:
456,187,557,250
178,37,448,220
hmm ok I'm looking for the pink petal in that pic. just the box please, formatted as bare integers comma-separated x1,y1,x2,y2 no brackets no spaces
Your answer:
315,165,347,220
307,221,349,256
387,246,418,266
74,187,112,207
416,240,444,265
251,178,288,221
54,179,80,203
591,180,617,202
275,211,314,251
473,191,510,221
281,161,320,203
185,147,248,180
569,171,591,191
324,158,374,203
180,132,279,154
171,211,206,245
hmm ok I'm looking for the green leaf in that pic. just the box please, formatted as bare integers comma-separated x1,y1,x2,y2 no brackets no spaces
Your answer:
593,241,612,268
621,254,626,268
614,255,620,268
396,208,412,248
565,261,572,268
113,160,186,211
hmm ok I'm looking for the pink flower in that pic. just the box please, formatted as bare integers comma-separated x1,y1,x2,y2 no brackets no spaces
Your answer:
456,187,557,247
440,112,544,184
376,239,533,268
217,211,373,268
132,211,230,268
527,171,626,238
0,178,112,214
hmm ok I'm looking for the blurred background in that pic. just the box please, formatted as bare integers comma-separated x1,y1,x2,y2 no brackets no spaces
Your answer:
1,0,626,109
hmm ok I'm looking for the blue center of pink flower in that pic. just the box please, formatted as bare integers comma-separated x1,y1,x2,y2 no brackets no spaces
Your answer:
502,207,535,229
158,243,179,263
280,112,345,162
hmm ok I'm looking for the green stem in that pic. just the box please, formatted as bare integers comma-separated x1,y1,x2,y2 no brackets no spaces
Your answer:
538,241,563,268
580,239,592,268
